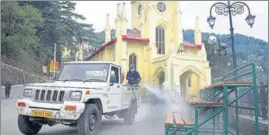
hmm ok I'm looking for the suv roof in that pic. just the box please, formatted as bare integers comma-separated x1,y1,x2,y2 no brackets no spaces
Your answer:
64,61,121,67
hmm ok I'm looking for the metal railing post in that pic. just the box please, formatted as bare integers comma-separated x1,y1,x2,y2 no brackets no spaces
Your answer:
251,63,260,135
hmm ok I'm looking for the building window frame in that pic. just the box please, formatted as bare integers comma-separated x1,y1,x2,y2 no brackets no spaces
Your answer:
155,26,165,54
129,53,137,70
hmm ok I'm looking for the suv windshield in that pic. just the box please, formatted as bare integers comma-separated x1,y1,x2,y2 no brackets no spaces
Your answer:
57,63,109,82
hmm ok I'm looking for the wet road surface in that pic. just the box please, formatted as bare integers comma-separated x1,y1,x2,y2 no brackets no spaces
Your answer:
0,86,252,135
1,86,167,135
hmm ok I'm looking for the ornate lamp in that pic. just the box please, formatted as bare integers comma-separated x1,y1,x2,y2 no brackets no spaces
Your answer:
207,16,216,29
245,14,256,28
207,1,256,70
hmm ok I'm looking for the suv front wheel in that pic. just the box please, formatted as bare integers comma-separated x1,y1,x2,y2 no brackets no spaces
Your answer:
18,115,42,135
77,104,101,135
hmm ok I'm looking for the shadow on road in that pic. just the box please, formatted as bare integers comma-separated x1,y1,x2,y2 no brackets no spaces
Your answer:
39,128,77,135
35,103,167,135
36,112,164,135
38,119,129,135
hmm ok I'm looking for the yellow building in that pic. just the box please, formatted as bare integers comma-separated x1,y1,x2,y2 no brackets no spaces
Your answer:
85,1,211,98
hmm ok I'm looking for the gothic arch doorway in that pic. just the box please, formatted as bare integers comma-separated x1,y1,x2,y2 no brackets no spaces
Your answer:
154,67,165,89
179,70,200,98
158,71,165,88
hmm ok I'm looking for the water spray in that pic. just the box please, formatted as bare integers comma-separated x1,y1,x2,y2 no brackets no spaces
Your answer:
143,84,191,117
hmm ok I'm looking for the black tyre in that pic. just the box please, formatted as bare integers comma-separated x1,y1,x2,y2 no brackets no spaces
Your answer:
17,115,42,135
124,103,136,125
77,104,101,135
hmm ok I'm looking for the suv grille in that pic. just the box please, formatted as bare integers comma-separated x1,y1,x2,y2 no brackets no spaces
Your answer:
34,90,65,103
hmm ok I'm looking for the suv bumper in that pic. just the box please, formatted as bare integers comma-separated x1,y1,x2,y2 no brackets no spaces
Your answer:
16,99,85,120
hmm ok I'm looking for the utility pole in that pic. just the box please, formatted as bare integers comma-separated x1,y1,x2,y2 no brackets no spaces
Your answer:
53,43,57,78
80,43,84,61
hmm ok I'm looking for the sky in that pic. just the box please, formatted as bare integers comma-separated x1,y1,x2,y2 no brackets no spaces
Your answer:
74,1,268,42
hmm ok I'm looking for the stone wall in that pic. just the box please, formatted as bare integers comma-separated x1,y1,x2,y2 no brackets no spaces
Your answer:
1,62,52,86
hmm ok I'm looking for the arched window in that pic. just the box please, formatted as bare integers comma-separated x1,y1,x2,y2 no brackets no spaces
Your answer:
155,27,165,54
129,53,137,69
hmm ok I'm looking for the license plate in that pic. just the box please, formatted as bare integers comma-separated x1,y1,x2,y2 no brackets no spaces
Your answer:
30,110,53,118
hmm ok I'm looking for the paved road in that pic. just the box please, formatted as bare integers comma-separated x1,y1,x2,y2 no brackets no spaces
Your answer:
1,86,262,135
1,86,167,135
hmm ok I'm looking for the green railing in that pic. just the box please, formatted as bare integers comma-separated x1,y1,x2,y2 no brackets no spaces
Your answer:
164,63,260,135
200,63,260,135
213,63,256,84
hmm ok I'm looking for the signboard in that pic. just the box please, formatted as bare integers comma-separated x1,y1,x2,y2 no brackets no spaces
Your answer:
42,66,47,73
49,60,59,72
126,28,141,39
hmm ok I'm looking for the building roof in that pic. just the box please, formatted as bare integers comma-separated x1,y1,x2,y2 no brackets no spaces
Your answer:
122,35,150,43
85,36,201,60
85,35,149,60
183,41,202,49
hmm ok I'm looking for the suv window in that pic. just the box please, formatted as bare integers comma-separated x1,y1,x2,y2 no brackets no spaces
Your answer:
57,63,109,82
110,66,119,84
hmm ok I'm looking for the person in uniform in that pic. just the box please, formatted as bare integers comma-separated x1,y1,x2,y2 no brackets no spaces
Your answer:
126,64,141,86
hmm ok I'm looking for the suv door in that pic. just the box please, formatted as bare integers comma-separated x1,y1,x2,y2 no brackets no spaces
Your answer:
107,65,122,110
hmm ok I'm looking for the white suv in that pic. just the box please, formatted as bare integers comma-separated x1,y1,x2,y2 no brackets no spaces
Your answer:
16,61,140,135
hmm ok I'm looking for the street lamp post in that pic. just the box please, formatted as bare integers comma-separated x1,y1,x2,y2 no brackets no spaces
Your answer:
207,1,256,135
207,33,228,76
207,0,256,70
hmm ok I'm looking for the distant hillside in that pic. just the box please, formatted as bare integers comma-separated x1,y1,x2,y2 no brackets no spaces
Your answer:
184,29,268,80
94,29,268,83
183,29,268,56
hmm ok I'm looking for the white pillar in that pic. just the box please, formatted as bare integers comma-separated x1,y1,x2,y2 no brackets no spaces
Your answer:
176,1,184,47
121,2,127,35
115,3,122,63
194,16,202,45
164,40,174,91
105,14,111,43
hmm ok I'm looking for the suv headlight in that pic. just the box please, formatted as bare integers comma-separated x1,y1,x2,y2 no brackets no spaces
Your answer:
68,91,82,101
23,89,33,97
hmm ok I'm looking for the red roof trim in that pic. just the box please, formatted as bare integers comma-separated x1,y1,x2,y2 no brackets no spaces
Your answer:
85,38,202,60
183,44,202,49
85,38,117,60
183,41,201,49
122,35,150,43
